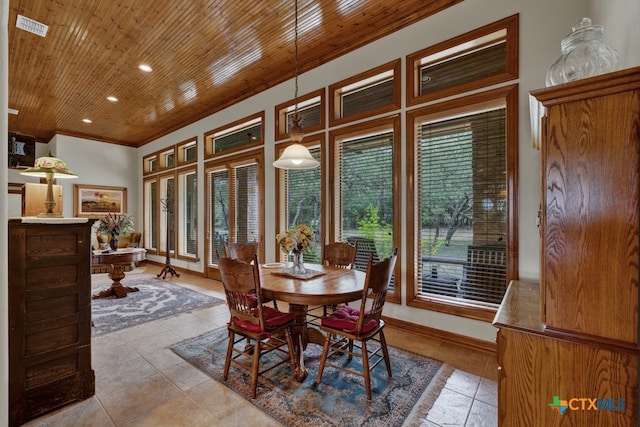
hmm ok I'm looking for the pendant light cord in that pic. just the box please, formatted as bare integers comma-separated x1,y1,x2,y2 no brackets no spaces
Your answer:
294,0,299,115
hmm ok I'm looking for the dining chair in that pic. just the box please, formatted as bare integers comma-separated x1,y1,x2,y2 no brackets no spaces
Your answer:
315,248,398,400
218,254,296,399
223,241,278,309
224,241,258,262
308,240,359,320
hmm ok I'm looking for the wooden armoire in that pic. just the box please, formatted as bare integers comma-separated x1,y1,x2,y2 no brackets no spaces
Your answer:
8,219,95,426
494,66,640,426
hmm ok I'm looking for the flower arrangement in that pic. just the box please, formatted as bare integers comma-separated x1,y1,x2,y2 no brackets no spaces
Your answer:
276,224,315,254
96,212,134,236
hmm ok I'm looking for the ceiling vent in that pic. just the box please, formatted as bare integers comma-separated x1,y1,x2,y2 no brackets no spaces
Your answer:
16,15,48,37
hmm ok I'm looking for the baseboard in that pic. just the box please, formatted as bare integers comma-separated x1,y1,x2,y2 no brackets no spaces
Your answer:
384,316,497,355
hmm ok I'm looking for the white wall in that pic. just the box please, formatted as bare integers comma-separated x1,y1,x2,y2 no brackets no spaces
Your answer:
590,0,640,70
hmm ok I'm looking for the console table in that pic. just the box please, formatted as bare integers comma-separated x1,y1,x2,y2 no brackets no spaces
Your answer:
92,247,147,299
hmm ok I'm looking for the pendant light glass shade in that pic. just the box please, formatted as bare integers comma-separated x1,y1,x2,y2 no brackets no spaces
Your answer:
273,143,319,169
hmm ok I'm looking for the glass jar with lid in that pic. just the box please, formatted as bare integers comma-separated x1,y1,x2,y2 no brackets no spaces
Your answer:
546,17,619,86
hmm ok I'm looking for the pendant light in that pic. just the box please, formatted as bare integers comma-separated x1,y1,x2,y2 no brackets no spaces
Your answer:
273,0,319,170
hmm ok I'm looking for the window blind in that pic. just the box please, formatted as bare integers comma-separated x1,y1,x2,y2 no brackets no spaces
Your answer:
278,146,322,263
417,108,506,305
342,79,394,118
336,131,395,290
208,169,229,265
234,163,259,245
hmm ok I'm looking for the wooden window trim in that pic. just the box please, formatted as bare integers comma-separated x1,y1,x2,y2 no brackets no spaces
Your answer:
143,153,158,176
406,14,519,107
204,111,264,159
176,136,198,166
274,88,325,142
158,147,176,171
204,147,265,280
329,59,401,128
328,114,402,304
406,84,519,322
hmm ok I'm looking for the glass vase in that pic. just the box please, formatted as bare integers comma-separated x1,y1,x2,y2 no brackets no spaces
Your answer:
546,17,619,87
291,251,305,275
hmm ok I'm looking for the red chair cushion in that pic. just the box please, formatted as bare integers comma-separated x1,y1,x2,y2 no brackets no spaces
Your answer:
233,307,294,332
321,305,378,334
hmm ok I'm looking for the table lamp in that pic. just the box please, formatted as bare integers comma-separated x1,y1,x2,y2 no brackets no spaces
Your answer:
20,156,78,217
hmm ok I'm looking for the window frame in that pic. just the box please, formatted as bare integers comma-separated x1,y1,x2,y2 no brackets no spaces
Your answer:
158,170,177,258
328,114,401,304
274,89,325,142
143,153,158,176
329,59,401,128
204,112,264,159
406,14,518,107
204,147,265,280
406,84,519,322
176,137,198,166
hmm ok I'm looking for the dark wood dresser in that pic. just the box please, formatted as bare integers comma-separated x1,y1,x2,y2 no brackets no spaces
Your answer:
8,218,95,426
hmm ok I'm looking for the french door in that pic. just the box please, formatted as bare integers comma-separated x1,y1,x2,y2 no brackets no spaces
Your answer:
205,149,264,279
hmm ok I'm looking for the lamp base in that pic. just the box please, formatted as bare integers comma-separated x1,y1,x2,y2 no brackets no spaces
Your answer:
37,212,63,218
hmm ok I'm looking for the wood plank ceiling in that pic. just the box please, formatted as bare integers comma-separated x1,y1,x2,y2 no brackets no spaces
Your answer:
8,0,461,147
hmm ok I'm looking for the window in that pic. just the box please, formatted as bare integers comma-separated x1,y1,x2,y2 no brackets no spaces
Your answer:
159,173,176,256
177,167,197,259
159,148,175,170
204,113,264,158
205,148,264,279
177,137,197,165
275,137,324,263
143,153,157,175
143,177,158,253
407,86,518,321
407,14,518,106
329,60,401,127
329,116,400,302
275,89,324,141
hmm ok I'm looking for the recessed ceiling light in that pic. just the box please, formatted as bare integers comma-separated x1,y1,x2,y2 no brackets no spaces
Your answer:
138,64,152,72
82,118,92,123
107,96,118,102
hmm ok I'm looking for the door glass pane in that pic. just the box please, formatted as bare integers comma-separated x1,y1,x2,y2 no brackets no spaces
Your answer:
209,169,229,264
234,163,259,245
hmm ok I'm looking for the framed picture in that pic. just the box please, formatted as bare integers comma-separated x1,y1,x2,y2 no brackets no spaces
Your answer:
74,184,127,218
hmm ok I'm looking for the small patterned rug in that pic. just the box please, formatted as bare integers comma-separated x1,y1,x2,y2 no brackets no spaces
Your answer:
171,327,453,426
91,275,224,336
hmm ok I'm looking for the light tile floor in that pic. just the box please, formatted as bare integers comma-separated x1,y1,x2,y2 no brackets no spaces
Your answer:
23,267,498,427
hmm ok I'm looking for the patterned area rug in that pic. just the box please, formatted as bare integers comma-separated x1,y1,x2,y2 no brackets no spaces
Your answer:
91,275,224,336
171,327,453,426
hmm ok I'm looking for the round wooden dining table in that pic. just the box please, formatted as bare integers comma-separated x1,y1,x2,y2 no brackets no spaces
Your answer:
260,263,366,381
